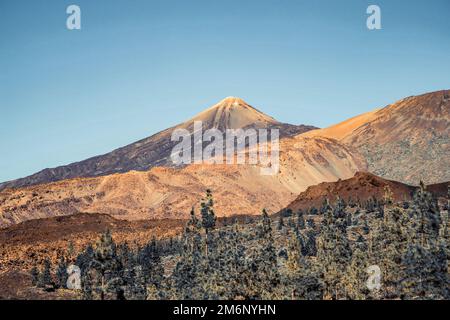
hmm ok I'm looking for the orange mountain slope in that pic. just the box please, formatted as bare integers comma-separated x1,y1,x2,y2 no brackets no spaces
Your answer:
286,171,449,212
0,135,365,228
301,90,450,184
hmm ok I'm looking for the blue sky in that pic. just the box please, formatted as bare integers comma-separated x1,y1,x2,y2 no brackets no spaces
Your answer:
0,0,449,182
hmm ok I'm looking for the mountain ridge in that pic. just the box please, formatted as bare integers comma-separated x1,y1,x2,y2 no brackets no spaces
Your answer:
302,89,450,184
0,135,365,228
0,97,316,191
1,89,448,227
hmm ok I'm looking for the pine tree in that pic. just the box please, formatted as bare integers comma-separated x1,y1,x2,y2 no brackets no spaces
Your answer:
400,183,448,299
202,224,249,299
437,193,449,289
348,196,356,208
288,215,296,229
201,229,228,299
38,259,53,289
304,229,317,257
168,237,174,252
81,230,124,300
30,266,40,287
317,200,351,299
139,237,164,288
306,218,315,230
383,185,394,205
285,232,303,298
402,244,448,299
298,232,308,257
370,205,407,299
297,210,305,230
56,256,68,289
75,244,95,284
131,265,148,300
120,243,138,299
334,196,346,219
251,209,280,299
122,263,135,299
285,232,321,299
408,182,441,247
446,184,450,211
286,233,302,273
278,215,285,231
201,189,216,256
343,240,370,300
171,208,206,299
286,208,293,217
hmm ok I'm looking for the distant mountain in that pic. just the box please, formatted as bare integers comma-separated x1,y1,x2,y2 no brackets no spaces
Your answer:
4,90,448,227
0,133,365,228
285,171,449,212
0,97,316,191
304,90,450,184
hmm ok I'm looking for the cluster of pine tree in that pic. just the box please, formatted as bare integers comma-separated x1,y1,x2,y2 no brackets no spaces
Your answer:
30,185,449,300
31,231,178,299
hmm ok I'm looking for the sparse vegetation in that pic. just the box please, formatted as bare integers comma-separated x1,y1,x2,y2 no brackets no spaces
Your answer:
27,186,449,300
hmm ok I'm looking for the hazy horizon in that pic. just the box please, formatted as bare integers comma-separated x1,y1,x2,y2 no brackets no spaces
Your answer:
1,0,449,182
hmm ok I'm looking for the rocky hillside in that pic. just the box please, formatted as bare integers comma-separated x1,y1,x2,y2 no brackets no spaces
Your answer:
286,171,449,212
304,90,450,184
0,212,185,274
0,135,365,228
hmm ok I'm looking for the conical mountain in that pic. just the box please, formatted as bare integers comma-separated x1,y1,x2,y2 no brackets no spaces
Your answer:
0,98,366,227
0,97,315,190
185,96,279,130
